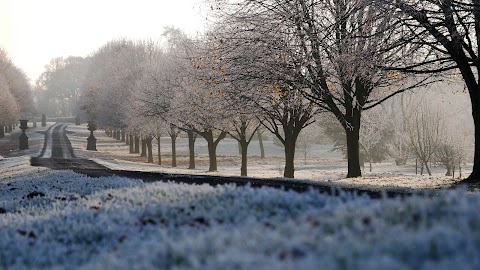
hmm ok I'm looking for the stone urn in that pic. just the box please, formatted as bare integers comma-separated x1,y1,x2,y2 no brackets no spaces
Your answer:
87,121,97,151
19,120,29,150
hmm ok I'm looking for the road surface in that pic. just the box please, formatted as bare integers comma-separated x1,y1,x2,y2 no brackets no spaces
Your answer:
30,123,111,174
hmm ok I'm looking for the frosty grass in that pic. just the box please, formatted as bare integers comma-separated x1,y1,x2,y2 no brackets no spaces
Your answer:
1,161,480,269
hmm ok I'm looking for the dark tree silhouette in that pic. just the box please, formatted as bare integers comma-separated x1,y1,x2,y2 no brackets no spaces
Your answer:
379,0,480,182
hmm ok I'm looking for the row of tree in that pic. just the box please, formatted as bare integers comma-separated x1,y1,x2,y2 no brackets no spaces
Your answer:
35,0,480,182
0,48,33,138
205,0,480,181
78,34,270,177
33,31,317,177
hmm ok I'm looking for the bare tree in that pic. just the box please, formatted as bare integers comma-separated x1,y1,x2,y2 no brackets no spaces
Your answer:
407,102,443,176
173,79,228,172
435,139,459,176
260,84,318,178
210,0,420,177
82,39,140,132
201,12,321,178
389,94,413,166
297,123,321,165
0,49,33,134
359,107,393,172
377,0,480,182
224,92,263,176
35,56,90,118
0,76,20,137
129,39,176,166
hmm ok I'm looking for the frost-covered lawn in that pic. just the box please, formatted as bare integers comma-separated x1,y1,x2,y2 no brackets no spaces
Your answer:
1,157,480,269
0,122,53,159
67,124,467,190
1,123,479,268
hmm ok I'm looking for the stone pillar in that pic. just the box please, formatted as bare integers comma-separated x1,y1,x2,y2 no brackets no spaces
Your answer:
19,120,29,150
87,121,97,151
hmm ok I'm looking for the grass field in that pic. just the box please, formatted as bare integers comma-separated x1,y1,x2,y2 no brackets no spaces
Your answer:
1,123,479,269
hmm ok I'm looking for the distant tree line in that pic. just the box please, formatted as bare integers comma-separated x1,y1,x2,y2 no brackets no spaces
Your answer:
0,48,34,138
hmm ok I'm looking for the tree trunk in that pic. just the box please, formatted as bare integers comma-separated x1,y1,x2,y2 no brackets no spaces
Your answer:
283,137,296,178
0,123,4,138
157,137,162,165
459,158,462,178
415,159,418,175
126,133,129,145
129,135,134,153
141,138,146,157
465,102,480,181
369,161,372,172
445,164,452,176
146,136,153,163
171,135,177,168
450,61,479,182
121,130,125,142
237,141,242,155
116,130,121,140
304,145,307,165
240,139,248,176
345,127,362,178
425,161,432,176
113,130,117,139
188,129,196,169
258,131,265,159
202,130,226,172
205,132,218,172
134,136,140,153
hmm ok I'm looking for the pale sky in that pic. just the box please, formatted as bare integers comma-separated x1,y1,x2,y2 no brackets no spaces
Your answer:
0,0,209,82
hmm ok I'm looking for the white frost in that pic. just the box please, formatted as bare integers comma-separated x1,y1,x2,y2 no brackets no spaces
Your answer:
1,156,479,269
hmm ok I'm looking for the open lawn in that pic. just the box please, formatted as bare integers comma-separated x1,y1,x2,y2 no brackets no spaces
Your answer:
67,124,468,191
1,123,479,269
